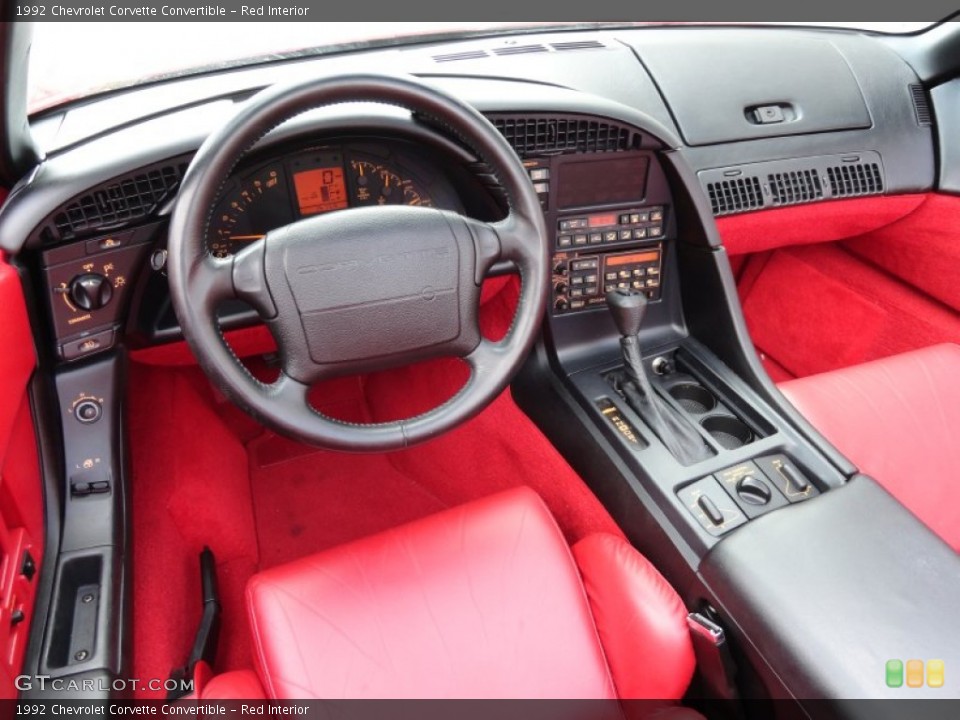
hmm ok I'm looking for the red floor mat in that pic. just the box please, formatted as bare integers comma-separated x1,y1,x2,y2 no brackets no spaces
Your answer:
739,244,960,378
128,277,622,697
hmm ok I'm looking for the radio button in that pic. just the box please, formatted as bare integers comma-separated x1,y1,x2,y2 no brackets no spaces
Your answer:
558,235,572,248
633,228,647,239
649,226,663,237
573,234,588,246
589,233,603,244
619,230,632,241
650,208,664,222
604,231,618,243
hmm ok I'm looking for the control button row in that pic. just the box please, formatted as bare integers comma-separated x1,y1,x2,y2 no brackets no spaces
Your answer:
558,226,663,248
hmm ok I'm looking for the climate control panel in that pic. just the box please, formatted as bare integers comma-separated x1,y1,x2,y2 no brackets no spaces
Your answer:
553,246,663,314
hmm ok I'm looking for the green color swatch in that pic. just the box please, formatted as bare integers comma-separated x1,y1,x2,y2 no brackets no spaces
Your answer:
886,659,904,688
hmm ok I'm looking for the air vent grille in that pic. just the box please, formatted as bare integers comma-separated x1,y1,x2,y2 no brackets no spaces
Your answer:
489,115,638,157
52,163,186,241
827,163,884,197
432,49,488,63
551,40,606,51
769,169,823,206
432,39,605,63
909,84,932,127
707,177,764,216
493,44,548,56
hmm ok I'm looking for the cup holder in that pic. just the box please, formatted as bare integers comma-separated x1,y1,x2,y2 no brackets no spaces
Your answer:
701,416,753,450
669,383,717,415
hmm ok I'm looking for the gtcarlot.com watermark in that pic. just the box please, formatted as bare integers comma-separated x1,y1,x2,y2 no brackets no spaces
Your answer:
15,675,194,694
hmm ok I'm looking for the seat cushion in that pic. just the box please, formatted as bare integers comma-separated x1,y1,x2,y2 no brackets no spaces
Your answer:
779,343,960,552
245,486,694,700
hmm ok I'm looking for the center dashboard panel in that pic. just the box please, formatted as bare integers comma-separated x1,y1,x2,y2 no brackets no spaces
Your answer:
522,150,672,317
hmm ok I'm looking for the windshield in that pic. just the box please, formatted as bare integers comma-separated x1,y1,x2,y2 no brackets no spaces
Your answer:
28,21,937,114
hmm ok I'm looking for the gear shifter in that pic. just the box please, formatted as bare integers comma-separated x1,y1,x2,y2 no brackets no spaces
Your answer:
607,289,712,465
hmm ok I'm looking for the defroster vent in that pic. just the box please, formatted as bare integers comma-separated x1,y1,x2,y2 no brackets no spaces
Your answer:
827,163,883,197
909,84,933,127
707,177,764,216
50,162,187,241
488,115,640,157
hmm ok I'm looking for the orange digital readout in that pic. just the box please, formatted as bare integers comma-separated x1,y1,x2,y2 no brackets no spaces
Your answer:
293,167,348,215
606,251,659,267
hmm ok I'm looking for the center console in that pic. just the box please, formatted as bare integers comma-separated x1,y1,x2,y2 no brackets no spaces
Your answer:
515,144,844,560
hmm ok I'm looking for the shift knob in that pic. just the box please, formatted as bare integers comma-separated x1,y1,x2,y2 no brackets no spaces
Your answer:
606,288,648,337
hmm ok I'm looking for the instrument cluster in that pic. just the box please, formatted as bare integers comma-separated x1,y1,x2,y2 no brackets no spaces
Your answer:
207,140,462,258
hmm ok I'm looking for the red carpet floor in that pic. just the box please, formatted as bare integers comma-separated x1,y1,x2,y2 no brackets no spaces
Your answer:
127,277,622,697
725,195,960,380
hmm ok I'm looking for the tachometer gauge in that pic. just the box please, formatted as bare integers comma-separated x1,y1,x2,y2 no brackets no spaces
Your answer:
208,166,292,259
349,159,432,208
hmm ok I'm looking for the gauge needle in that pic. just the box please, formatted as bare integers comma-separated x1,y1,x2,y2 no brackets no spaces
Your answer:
229,234,266,241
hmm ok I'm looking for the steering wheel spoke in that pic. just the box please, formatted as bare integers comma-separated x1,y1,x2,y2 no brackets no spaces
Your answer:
232,237,276,320
191,254,238,312
491,213,538,266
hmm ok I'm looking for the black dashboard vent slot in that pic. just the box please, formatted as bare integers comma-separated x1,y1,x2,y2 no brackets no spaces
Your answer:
489,115,639,157
51,162,186,241
550,40,606,51
432,49,488,63
826,163,884,198
493,44,548,56
909,84,933,127
769,169,823,206
706,177,764,216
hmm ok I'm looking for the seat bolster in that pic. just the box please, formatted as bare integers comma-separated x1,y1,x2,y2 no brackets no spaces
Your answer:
779,343,960,552
572,533,695,700
199,670,267,700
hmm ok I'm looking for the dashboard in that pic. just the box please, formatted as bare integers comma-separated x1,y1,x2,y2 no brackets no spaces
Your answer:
0,25,940,367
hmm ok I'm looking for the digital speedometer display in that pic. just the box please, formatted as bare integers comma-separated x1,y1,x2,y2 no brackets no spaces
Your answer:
293,166,348,215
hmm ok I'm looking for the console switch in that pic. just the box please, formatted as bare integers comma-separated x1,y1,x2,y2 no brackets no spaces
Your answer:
754,455,819,502
678,478,747,537
697,495,725,526
714,461,788,519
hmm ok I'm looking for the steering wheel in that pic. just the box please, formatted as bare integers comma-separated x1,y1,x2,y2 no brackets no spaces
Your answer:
167,74,549,452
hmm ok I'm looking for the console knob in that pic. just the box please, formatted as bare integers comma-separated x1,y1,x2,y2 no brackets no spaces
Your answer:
69,273,113,311
554,298,569,311
736,475,772,506
554,281,568,295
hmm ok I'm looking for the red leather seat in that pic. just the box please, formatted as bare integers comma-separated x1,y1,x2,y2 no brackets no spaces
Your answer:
197,486,697,702
779,343,960,552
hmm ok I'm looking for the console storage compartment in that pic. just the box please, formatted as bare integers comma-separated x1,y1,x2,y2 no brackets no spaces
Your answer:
700,475,960,706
